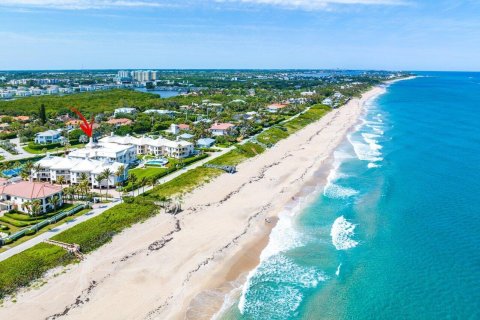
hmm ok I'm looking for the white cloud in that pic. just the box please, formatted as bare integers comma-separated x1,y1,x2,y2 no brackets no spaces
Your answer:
0,0,170,10
0,0,408,10
216,0,407,10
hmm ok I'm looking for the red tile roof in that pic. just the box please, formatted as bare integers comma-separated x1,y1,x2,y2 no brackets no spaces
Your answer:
0,181,62,199
107,118,133,126
14,116,30,122
178,124,190,130
209,123,235,130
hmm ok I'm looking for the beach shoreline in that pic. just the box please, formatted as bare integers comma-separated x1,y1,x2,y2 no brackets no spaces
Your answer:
0,82,397,320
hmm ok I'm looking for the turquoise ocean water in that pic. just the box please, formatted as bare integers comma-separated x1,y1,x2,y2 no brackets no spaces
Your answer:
218,72,480,319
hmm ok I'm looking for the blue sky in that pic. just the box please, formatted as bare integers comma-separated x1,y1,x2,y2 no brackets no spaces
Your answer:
0,0,479,71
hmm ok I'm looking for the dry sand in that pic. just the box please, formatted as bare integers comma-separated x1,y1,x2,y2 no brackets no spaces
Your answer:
0,85,387,320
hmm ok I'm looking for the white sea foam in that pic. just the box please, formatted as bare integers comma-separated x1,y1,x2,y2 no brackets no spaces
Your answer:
335,263,342,276
330,216,359,250
238,211,307,314
348,134,383,162
368,162,380,169
324,183,359,199
239,255,326,317
322,153,358,199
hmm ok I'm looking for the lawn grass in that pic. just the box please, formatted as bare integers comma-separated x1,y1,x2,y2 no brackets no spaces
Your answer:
0,209,90,254
129,166,168,180
23,143,85,155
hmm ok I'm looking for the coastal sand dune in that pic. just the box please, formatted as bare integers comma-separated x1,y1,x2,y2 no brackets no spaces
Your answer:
0,86,384,320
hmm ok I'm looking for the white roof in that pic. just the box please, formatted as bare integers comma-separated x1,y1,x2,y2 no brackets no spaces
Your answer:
36,130,60,136
69,142,134,159
36,155,124,174
99,134,192,149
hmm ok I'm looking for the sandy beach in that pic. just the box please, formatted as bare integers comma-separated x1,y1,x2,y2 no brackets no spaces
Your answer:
0,85,386,320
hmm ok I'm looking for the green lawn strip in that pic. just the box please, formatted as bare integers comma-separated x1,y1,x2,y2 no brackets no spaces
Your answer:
0,243,74,299
23,143,85,155
207,142,265,167
52,199,158,253
257,126,289,145
257,104,331,145
129,167,168,180
144,167,224,200
124,154,209,191
0,209,90,254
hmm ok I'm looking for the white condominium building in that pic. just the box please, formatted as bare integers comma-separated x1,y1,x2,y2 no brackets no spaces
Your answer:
33,155,127,189
99,134,194,159
68,141,137,165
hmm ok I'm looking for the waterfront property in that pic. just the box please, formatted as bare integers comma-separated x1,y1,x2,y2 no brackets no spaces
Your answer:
34,130,64,144
0,181,63,214
209,122,235,136
32,155,127,188
68,141,137,165
197,138,215,148
266,103,288,113
100,134,194,159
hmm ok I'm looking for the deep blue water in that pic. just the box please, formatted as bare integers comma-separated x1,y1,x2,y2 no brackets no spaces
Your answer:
219,72,480,319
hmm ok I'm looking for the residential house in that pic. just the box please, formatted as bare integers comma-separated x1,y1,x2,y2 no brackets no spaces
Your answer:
266,103,289,113
107,118,133,126
34,130,64,144
197,138,215,148
209,122,235,136
0,181,63,214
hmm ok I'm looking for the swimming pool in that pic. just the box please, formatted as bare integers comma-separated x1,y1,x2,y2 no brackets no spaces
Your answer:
3,168,21,177
145,158,169,166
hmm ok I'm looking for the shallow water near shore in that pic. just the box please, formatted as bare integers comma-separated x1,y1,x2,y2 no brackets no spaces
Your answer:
218,72,480,319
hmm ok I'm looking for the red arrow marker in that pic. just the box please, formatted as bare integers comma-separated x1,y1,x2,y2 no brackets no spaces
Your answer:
70,107,94,137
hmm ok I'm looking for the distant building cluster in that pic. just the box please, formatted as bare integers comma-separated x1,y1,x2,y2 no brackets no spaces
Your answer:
0,83,133,100
115,70,158,83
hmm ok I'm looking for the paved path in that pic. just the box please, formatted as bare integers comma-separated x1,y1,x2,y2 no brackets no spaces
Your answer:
0,201,118,262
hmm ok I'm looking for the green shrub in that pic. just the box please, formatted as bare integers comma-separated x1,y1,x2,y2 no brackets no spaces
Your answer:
0,243,73,298
27,142,62,151
53,198,158,253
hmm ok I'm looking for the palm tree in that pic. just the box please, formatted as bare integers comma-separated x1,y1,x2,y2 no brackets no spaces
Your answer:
128,173,138,196
33,164,42,181
115,165,125,188
101,168,113,200
20,170,29,181
50,195,60,212
80,179,90,200
23,161,34,181
140,177,148,194
57,175,65,194
63,187,73,203
94,174,104,199
31,200,42,216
